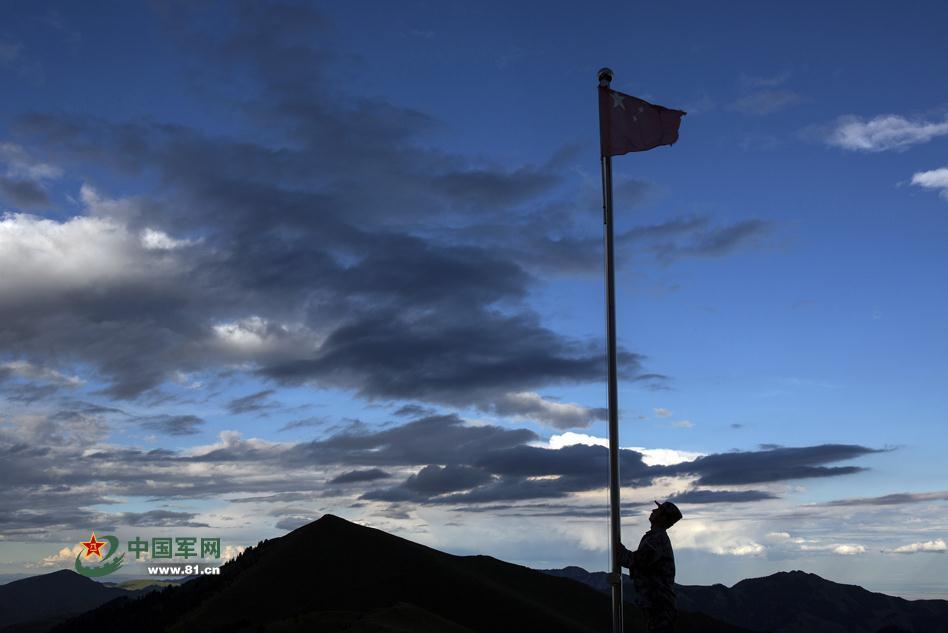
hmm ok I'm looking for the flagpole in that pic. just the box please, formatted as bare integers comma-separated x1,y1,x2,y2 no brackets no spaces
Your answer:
598,66,624,633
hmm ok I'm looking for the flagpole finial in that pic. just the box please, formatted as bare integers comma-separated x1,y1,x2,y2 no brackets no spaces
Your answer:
598,67,613,87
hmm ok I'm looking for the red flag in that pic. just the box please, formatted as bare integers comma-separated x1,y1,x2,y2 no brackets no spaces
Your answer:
599,87,686,156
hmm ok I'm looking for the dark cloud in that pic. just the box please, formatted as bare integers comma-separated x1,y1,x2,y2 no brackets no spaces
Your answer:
667,488,778,504
823,490,948,506
419,478,573,504
642,218,771,262
288,414,538,467
0,507,110,537
681,219,770,256
359,487,426,502
355,438,885,505
118,509,208,527
443,213,771,280
449,501,648,518
475,444,649,481
227,389,277,415
404,464,492,494
260,312,638,406
0,2,781,538
277,416,327,432
0,407,887,537
3,382,61,404
431,166,557,209
9,109,646,405
0,1,770,410
663,444,885,485
137,414,205,436
385,444,655,504
621,217,708,243
329,468,392,484
0,175,48,207
275,516,315,531
392,404,437,418
357,439,814,506
53,401,127,417
229,492,316,504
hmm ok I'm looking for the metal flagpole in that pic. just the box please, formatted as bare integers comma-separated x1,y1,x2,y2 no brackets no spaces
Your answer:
598,66,624,633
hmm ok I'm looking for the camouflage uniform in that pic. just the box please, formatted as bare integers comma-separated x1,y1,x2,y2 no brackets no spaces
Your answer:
620,528,677,633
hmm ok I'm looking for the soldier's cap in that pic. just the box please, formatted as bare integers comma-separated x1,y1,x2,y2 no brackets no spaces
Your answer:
653,500,683,525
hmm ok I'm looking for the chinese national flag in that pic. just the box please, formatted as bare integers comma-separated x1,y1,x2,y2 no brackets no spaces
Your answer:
599,87,686,156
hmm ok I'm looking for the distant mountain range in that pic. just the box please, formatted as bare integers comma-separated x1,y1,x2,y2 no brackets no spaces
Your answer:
6,515,748,633
544,566,948,633
0,515,943,632
0,570,139,631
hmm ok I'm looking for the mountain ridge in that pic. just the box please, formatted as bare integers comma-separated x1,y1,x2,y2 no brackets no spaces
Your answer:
0,569,131,630
544,565,948,633
6,515,943,632
45,514,750,633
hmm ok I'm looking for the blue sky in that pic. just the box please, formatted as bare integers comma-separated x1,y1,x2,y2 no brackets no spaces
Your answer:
1,1,946,599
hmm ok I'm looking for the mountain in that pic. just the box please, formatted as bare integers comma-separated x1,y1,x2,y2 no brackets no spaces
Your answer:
50,514,752,633
0,570,130,630
544,566,948,633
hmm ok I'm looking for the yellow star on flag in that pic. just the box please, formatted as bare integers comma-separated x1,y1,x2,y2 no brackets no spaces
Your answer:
81,532,107,558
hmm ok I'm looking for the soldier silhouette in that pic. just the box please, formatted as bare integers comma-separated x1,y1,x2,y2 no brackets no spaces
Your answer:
618,500,682,633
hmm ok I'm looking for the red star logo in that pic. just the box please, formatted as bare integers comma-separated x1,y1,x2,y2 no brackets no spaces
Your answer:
81,532,107,558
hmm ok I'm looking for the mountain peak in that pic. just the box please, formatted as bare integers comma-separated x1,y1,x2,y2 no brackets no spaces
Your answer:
289,512,359,534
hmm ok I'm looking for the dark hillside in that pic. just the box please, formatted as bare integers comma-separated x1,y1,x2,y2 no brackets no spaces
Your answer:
54,514,753,633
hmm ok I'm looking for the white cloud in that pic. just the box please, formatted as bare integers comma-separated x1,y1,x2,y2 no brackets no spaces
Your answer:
183,430,288,458
543,432,703,466
630,447,703,466
79,183,174,228
715,542,765,556
653,407,672,418
827,114,948,152
212,317,276,351
140,227,198,250
910,167,948,200
210,316,317,362
765,531,791,541
0,210,181,302
542,432,606,450
832,544,866,555
41,544,83,566
671,517,765,556
669,420,694,429
886,538,946,554
171,371,204,390
798,542,866,555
